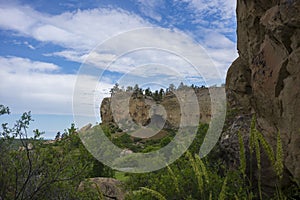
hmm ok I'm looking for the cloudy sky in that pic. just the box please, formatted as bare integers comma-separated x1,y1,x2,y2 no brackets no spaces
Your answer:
0,0,238,139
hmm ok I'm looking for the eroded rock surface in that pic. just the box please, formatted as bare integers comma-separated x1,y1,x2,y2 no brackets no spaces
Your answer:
78,177,125,200
100,88,214,131
222,0,300,188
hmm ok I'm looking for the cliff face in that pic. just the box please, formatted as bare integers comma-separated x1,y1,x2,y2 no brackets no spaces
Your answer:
223,0,300,186
100,88,213,131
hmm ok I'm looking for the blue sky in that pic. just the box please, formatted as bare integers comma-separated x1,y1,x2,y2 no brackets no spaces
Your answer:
0,0,238,139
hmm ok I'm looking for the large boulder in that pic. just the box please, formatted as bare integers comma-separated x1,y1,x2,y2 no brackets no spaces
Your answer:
78,177,125,200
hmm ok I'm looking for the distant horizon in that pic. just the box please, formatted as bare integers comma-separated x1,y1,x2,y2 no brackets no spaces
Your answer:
1,82,225,139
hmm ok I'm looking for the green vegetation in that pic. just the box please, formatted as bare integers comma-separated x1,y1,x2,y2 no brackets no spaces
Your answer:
122,124,249,200
122,116,300,200
110,116,298,199
0,105,113,200
1,104,300,199
109,82,208,102
115,171,129,182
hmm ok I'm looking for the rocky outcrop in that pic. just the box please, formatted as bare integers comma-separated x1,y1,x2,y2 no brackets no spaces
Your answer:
100,88,214,131
79,123,93,132
78,177,125,200
222,0,300,189
101,98,115,125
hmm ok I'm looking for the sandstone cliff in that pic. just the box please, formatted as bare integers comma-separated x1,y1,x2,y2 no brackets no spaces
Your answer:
222,0,300,188
100,87,213,132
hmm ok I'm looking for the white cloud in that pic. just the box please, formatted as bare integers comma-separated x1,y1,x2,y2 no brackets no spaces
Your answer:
136,0,164,21
0,56,60,73
46,50,88,63
24,41,35,50
48,27,235,83
188,0,236,19
73,28,228,88
0,4,237,79
200,30,238,72
178,0,236,34
202,31,236,49
42,26,230,83
0,56,113,115
181,0,236,20
0,5,40,34
0,5,152,50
